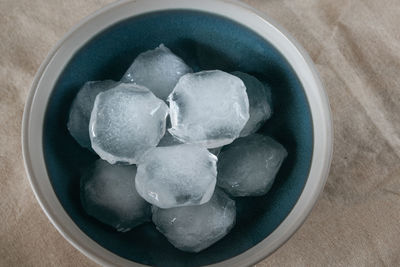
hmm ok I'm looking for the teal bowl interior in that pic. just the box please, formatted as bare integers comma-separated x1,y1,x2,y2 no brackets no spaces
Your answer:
43,10,313,267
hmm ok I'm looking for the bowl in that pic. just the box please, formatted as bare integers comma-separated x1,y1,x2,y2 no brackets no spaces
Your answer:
22,0,333,266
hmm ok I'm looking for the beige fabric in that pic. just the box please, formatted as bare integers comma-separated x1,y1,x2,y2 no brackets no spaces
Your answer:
1,0,399,266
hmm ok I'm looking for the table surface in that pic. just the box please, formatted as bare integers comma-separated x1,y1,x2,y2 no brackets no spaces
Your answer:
1,0,400,266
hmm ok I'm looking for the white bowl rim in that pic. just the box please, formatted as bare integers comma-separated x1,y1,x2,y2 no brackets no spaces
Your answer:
22,0,333,266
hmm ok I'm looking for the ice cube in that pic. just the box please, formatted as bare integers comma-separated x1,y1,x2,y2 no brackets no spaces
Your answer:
168,70,250,148
135,145,217,209
122,44,192,100
67,80,118,149
152,189,236,252
89,83,168,164
232,72,272,137
80,159,151,232
217,134,287,197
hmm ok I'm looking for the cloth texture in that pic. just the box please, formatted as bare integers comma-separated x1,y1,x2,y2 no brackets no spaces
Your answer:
1,0,399,266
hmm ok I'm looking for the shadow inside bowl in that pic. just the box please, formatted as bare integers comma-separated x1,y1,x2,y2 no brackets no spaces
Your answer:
43,10,313,267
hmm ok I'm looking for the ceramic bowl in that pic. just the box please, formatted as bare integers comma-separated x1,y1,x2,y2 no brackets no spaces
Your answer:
22,0,332,266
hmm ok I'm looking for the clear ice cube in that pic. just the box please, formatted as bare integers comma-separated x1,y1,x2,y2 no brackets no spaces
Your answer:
80,159,151,232
232,72,272,137
152,189,236,252
122,44,192,100
168,70,250,148
89,83,168,164
135,145,217,209
217,134,287,197
67,80,118,149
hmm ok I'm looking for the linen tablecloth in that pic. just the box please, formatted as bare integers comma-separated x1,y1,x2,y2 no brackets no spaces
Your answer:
1,0,399,266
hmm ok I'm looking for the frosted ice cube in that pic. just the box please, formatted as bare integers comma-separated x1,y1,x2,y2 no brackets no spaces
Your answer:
217,134,287,197
152,189,236,252
122,44,192,100
135,145,217,209
67,80,118,149
80,160,151,232
89,83,168,164
168,70,250,148
232,72,272,137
